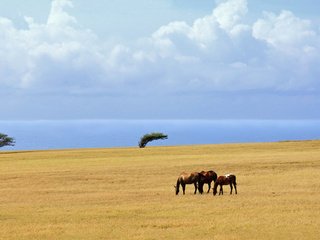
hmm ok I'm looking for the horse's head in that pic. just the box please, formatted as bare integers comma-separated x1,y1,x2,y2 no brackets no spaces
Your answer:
213,187,217,195
212,181,219,196
197,173,206,194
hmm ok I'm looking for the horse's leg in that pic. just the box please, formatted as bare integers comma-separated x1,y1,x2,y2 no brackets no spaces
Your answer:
194,183,197,194
230,183,233,194
182,183,186,195
198,182,204,194
207,183,211,193
219,185,223,195
233,176,237,194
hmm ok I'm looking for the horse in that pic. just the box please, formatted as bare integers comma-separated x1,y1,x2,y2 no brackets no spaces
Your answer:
174,172,204,195
213,174,237,196
199,170,217,193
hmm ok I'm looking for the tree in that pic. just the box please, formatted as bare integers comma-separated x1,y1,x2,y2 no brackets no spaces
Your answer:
0,133,15,148
139,132,168,148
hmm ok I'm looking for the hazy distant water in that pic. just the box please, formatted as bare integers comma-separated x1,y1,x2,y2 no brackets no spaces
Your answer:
1,119,320,150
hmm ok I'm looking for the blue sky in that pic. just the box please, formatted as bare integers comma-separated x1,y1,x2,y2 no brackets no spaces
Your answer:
1,0,320,120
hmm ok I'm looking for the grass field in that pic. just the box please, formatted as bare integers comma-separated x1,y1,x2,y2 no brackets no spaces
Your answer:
0,140,320,239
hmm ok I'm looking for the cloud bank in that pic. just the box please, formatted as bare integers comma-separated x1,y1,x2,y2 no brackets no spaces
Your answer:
1,0,319,94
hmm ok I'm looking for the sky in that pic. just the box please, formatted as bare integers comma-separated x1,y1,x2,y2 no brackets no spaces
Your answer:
1,0,320,120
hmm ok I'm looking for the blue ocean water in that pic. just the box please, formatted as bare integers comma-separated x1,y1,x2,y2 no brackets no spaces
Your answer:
1,119,320,150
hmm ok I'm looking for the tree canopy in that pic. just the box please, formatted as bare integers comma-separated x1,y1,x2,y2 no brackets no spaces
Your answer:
139,132,168,148
0,133,15,148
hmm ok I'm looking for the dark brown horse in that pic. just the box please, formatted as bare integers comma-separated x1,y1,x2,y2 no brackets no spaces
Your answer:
175,172,204,195
199,170,217,193
213,174,237,196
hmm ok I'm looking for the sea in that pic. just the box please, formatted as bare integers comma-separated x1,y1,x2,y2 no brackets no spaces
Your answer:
1,119,320,151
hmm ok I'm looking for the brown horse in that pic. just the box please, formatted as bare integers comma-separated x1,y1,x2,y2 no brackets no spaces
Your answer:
175,172,204,195
199,170,217,193
213,174,237,196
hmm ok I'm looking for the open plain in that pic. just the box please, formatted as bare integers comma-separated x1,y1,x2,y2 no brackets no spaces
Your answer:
0,140,319,239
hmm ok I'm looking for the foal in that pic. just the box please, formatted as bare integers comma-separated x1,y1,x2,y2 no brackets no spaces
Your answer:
213,174,237,196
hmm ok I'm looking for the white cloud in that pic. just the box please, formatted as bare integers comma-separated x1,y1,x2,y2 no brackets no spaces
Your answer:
0,0,319,94
253,10,316,49
0,0,102,89
252,10,320,90
150,0,249,49
47,0,76,26
213,0,249,36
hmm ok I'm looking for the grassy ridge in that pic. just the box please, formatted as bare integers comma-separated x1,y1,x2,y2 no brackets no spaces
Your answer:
0,141,320,239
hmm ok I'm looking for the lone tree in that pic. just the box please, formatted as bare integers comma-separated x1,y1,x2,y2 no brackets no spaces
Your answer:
0,133,15,148
139,132,168,148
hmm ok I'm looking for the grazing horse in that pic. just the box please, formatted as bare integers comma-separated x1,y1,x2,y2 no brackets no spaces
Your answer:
213,174,237,196
174,172,204,195
199,170,217,193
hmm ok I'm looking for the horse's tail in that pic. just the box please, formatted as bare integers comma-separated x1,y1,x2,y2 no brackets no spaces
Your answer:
233,175,237,185
176,178,181,195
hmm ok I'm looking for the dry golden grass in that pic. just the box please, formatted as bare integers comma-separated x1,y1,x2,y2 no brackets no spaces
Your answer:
0,140,319,239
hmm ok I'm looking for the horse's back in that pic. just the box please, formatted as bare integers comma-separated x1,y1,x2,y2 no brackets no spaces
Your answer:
225,173,236,181
217,175,227,182
177,172,187,183
208,170,218,181
225,173,235,178
179,172,199,184
216,175,233,185
220,174,236,184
